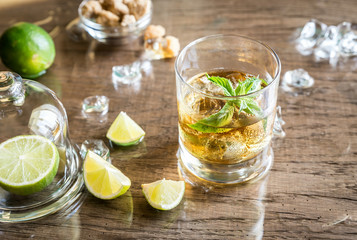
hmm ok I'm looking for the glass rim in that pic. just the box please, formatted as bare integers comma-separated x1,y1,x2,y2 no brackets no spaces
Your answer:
174,34,281,100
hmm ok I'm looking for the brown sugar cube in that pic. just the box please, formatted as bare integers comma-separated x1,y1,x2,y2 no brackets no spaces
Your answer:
163,35,180,57
144,25,166,40
121,14,136,26
109,0,130,16
82,0,103,18
99,0,114,9
96,10,120,26
135,0,150,19
125,0,149,20
123,0,133,4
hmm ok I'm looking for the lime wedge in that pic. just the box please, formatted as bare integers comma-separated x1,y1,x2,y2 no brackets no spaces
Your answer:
142,179,185,210
83,150,131,200
106,111,145,146
0,135,59,195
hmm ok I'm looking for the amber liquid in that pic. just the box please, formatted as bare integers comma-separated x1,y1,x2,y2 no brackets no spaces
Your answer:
178,70,275,165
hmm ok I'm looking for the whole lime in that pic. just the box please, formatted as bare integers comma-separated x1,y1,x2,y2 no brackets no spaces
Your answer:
0,22,55,79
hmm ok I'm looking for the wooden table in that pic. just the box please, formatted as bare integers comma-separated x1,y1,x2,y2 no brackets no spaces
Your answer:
1,0,357,239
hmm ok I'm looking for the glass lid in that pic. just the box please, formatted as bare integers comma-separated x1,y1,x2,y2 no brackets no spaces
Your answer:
0,71,83,222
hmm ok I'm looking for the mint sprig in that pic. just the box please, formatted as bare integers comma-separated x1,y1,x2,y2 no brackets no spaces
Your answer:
205,75,235,96
189,74,266,133
191,101,235,128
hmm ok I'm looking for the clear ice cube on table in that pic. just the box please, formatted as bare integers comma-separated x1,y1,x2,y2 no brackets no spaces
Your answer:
28,104,64,143
281,69,314,95
339,31,357,56
112,61,142,84
296,19,328,55
294,20,357,66
82,95,109,122
314,26,339,60
80,139,110,162
337,22,352,37
336,22,357,57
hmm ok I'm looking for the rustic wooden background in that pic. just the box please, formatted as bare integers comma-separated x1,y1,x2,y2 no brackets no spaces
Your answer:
0,0,356,239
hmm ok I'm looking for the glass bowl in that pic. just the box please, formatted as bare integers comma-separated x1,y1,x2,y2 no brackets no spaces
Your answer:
78,0,152,45
0,71,83,222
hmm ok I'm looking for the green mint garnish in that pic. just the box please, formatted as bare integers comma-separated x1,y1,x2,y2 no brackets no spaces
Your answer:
189,74,266,133
205,74,235,96
191,101,235,128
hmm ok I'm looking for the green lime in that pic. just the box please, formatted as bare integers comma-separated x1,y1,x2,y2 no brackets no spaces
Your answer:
142,179,185,210
0,22,55,79
0,135,59,195
106,111,145,146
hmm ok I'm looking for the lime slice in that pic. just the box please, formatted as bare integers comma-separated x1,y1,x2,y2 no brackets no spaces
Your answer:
83,150,131,200
142,179,185,210
106,111,145,146
0,135,59,195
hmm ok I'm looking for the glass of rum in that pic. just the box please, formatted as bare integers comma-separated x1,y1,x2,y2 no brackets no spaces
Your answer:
175,35,281,184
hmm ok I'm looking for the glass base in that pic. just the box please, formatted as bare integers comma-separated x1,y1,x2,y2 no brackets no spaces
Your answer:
177,141,273,185
0,142,84,222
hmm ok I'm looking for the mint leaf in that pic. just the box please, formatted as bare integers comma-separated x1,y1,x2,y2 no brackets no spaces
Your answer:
189,122,233,133
188,73,266,132
233,76,265,116
261,78,268,86
242,98,262,116
234,76,264,96
206,74,234,96
234,97,262,116
193,102,235,127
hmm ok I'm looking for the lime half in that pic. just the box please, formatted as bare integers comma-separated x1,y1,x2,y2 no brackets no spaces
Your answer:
106,111,145,146
83,150,131,200
142,179,185,210
0,135,59,195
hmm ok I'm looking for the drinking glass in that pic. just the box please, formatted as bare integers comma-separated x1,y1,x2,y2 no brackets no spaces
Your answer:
175,34,281,184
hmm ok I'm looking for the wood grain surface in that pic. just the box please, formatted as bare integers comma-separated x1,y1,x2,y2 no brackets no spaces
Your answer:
0,0,357,239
